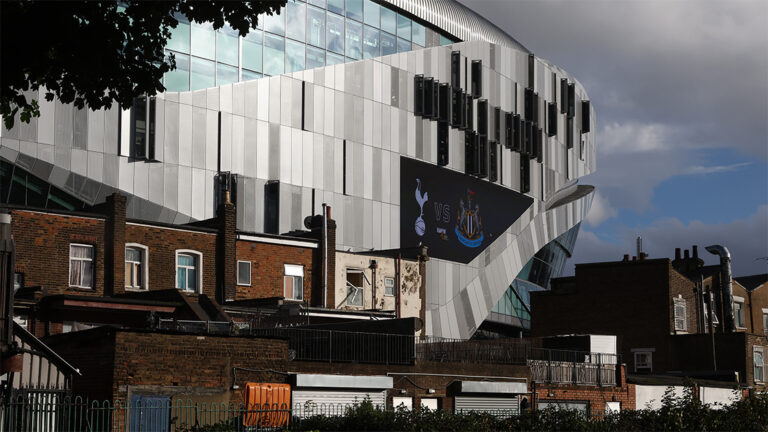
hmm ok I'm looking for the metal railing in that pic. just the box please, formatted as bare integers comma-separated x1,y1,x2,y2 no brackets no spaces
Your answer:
527,349,618,387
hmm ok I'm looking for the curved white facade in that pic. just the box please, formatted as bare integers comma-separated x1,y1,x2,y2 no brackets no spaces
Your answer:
0,2,595,339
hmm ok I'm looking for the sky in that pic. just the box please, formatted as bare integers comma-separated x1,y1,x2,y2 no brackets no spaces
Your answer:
460,0,768,277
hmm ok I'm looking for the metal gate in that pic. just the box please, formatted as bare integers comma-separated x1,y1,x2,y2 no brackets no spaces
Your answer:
454,396,520,416
293,390,387,416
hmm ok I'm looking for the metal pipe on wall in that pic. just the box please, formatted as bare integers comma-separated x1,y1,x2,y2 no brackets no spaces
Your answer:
706,245,735,333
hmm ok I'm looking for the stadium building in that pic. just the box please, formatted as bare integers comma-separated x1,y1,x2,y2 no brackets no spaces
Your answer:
0,0,595,339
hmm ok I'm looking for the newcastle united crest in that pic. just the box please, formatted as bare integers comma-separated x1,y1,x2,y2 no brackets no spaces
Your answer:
455,188,484,248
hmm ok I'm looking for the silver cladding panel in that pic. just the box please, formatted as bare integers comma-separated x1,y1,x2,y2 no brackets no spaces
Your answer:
0,41,596,340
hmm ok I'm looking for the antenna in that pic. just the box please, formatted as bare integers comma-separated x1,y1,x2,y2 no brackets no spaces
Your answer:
636,236,643,257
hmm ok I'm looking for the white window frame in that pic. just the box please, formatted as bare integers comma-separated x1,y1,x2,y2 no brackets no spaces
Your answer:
733,296,747,329
754,346,764,383
68,243,94,289
345,268,367,307
632,348,655,372
704,303,720,327
124,243,149,291
673,297,687,332
175,249,203,294
283,264,304,301
384,277,395,296
237,260,252,286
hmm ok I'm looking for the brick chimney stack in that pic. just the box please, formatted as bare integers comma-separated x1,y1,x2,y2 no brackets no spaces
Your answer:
104,193,126,296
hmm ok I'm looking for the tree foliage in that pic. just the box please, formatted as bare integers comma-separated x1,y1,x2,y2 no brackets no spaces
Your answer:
0,1,285,129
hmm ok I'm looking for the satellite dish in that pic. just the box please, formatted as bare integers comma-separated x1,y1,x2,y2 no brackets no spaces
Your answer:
304,216,313,229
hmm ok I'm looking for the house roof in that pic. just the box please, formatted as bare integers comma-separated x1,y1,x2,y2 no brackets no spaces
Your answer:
734,274,768,292
13,322,80,376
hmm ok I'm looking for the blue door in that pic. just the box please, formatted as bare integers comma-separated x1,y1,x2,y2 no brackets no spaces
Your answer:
129,395,170,432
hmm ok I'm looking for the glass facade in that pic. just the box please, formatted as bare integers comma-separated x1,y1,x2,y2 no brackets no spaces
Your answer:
487,224,581,332
163,0,457,91
0,159,92,211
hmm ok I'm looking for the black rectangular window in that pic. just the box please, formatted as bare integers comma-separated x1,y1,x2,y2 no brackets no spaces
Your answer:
437,121,449,166
466,94,473,131
424,77,434,118
471,60,482,98
533,92,539,125
478,134,488,178
432,81,439,120
513,114,521,152
548,102,557,137
438,83,451,123
566,117,574,149
264,180,280,234
489,141,498,182
581,100,591,133
504,112,513,149
560,78,568,114
414,75,424,116
494,107,501,142
130,96,147,159
460,92,469,130
520,155,530,193
477,99,488,136
524,88,533,122
452,87,463,128
526,120,534,156
567,83,576,118
464,131,478,175
528,54,535,89
451,51,461,88
552,72,558,112
536,127,543,163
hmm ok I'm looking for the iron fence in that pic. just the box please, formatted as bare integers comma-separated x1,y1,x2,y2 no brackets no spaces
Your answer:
527,348,618,387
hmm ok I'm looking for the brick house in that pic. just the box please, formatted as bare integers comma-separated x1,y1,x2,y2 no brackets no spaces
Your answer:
531,248,768,391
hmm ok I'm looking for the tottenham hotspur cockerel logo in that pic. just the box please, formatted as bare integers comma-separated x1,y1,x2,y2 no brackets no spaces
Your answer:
414,178,428,236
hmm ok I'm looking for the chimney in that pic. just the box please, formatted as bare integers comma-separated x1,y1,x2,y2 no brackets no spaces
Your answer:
632,256,637,261
216,199,237,303
639,253,647,261
684,249,690,259
623,254,630,262
675,248,681,260
692,245,698,260
104,193,127,296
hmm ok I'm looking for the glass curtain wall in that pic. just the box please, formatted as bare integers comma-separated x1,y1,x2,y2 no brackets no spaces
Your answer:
164,0,453,91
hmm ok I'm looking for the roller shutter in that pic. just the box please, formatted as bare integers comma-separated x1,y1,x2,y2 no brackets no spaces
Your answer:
454,396,519,416
293,390,386,416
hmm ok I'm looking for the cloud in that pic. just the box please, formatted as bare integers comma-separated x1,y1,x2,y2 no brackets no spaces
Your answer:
682,163,752,175
585,191,617,227
568,205,768,277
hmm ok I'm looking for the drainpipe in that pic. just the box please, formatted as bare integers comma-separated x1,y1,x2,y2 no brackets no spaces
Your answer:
395,253,402,318
706,245,735,333
322,204,328,308
370,260,378,310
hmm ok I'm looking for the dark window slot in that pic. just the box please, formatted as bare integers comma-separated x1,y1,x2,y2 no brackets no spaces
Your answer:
489,140,498,182
560,78,568,114
520,155,530,193
567,83,575,118
414,75,424,116
437,121,449,166
466,94,473,131
504,112,513,149
301,81,306,130
477,99,488,136
424,77,434,118
451,51,461,88
343,139,347,194
566,117,574,149
264,181,280,234
432,80,439,120
460,92,469,130
524,88,533,121
581,100,591,133
464,131,478,175
528,54,535,90
148,97,156,160
548,102,557,137
552,72,558,112
494,107,501,142
536,127,543,163
438,83,451,123
533,92,539,125
130,96,147,159
471,60,482,98
478,134,488,178
451,87,463,128
513,114,521,152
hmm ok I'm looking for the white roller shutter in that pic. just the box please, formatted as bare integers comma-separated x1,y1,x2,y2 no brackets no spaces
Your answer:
454,396,519,416
293,390,387,417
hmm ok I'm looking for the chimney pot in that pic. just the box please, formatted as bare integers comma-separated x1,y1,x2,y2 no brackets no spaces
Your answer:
675,248,681,260
623,254,630,262
632,256,637,261
684,249,690,259
693,245,698,260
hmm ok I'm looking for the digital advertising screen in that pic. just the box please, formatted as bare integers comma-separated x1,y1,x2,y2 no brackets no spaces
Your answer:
400,156,534,264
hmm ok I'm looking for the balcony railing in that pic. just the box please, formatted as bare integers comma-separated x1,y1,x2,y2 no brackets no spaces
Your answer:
156,320,619,386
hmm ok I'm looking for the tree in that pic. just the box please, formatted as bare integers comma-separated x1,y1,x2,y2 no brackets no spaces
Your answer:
0,1,285,129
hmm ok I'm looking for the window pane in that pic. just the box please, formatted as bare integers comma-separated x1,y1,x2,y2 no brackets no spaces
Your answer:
286,39,305,73
217,63,238,85
440,34,452,46
190,57,215,90
397,14,411,41
345,19,362,59
381,32,396,56
284,276,294,298
346,0,362,21
363,0,379,27
380,8,396,34
238,261,251,285
306,45,325,69
125,262,132,285
242,34,263,72
242,69,262,81
326,51,344,66
293,277,303,300
286,1,306,42
71,245,92,259
412,22,425,47
326,13,344,54
308,0,326,7
126,248,141,261
165,52,190,91
264,7,285,36
178,254,194,266
188,268,197,290
178,268,186,289
69,260,80,286
81,261,93,288
264,33,285,76
216,27,239,65
328,0,344,15
167,20,190,54
306,5,325,48
191,22,215,59
363,26,379,59
397,37,411,53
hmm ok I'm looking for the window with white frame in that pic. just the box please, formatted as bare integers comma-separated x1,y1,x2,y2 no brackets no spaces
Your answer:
633,349,653,373
733,297,746,328
283,264,304,300
384,277,395,296
754,347,764,383
13,272,24,291
175,250,202,292
704,303,720,329
125,245,148,290
346,269,366,307
237,260,251,286
69,244,94,289
762,309,768,336
673,297,687,332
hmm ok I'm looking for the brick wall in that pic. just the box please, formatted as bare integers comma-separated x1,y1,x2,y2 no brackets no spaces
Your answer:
12,210,106,297
125,223,218,297
668,267,698,335
44,328,117,401
533,382,636,415
235,240,314,301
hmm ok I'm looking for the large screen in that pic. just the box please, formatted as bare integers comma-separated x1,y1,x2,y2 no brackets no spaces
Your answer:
400,157,533,263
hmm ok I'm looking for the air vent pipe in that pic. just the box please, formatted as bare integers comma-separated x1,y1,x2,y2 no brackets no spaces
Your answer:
705,245,735,332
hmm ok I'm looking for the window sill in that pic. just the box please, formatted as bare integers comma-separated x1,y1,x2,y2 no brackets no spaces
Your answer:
237,283,252,287
68,286,94,291
384,294,395,297
124,287,147,292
